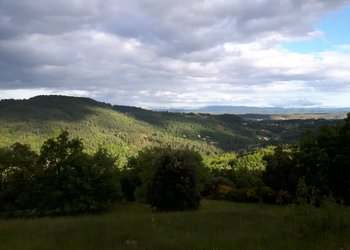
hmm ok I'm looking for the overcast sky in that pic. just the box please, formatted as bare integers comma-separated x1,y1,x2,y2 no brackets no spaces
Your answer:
1,0,350,108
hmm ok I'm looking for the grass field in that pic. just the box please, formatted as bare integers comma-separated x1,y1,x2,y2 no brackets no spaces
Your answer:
0,200,349,250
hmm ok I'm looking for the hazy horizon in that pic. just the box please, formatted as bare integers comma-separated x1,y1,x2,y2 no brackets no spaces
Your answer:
2,94,350,111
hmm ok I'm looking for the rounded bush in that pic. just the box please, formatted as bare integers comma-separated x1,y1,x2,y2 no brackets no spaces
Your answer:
138,147,204,211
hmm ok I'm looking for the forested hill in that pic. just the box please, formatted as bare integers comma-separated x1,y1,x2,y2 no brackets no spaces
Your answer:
0,95,340,161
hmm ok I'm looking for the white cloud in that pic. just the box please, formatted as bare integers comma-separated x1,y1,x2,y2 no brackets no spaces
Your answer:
0,0,350,107
0,88,91,100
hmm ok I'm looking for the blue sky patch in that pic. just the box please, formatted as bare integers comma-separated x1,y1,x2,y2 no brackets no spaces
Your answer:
283,7,350,53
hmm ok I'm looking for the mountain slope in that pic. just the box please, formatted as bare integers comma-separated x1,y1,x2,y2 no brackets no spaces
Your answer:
0,96,222,161
0,95,340,164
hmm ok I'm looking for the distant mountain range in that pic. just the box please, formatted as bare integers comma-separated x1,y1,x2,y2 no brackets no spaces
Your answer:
161,106,350,114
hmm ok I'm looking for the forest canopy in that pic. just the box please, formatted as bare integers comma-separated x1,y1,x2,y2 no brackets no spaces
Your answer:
0,98,349,216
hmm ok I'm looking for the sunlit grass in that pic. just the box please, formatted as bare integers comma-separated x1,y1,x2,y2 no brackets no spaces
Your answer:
0,200,348,250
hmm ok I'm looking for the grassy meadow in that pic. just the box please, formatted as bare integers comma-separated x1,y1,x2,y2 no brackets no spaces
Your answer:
0,200,348,250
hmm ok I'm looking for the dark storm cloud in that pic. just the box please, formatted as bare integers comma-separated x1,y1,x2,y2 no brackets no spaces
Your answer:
0,0,110,38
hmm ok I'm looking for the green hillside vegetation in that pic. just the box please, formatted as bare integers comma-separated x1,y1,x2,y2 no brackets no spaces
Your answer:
0,96,220,165
1,95,348,209
2,115,349,216
1,113,349,249
0,95,339,165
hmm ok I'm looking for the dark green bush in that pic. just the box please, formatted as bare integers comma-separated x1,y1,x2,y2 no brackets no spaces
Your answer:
202,176,234,200
137,147,204,211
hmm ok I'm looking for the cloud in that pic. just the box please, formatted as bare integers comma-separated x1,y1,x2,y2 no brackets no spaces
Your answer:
0,0,350,107
283,99,323,108
0,88,91,100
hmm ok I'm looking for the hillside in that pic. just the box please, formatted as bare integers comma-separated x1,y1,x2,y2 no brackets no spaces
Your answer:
0,95,341,163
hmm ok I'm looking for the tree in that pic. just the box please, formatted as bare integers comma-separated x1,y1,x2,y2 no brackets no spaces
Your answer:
89,147,121,207
295,115,350,205
0,143,38,212
120,156,142,201
137,147,204,211
36,131,86,213
35,131,121,214
0,131,125,216
263,147,298,194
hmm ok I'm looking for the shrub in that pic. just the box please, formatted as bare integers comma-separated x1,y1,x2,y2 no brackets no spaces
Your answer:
202,176,234,200
137,147,204,211
275,190,292,204
260,186,274,203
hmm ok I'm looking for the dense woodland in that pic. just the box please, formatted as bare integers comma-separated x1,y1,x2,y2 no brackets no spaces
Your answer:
0,96,338,162
0,96,349,216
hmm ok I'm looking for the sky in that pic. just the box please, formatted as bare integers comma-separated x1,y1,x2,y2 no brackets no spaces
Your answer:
1,0,350,108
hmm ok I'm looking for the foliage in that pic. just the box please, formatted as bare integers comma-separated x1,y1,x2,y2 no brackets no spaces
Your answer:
202,176,235,199
0,95,348,208
257,114,350,205
202,148,285,204
263,147,298,195
0,95,338,165
0,143,38,212
136,147,204,211
0,131,121,216
295,114,350,205
203,153,237,169
120,156,142,201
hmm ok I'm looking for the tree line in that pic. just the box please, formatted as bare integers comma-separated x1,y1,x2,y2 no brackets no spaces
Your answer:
0,131,120,216
203,115,350,206
1,115,349,216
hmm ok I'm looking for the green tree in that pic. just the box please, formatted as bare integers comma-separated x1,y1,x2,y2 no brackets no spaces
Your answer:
263,147,298,194
0,144,38,212
296,114,350,205
137,147,204,211
89,148,121,207
120,156,142,201
35,131,121,214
